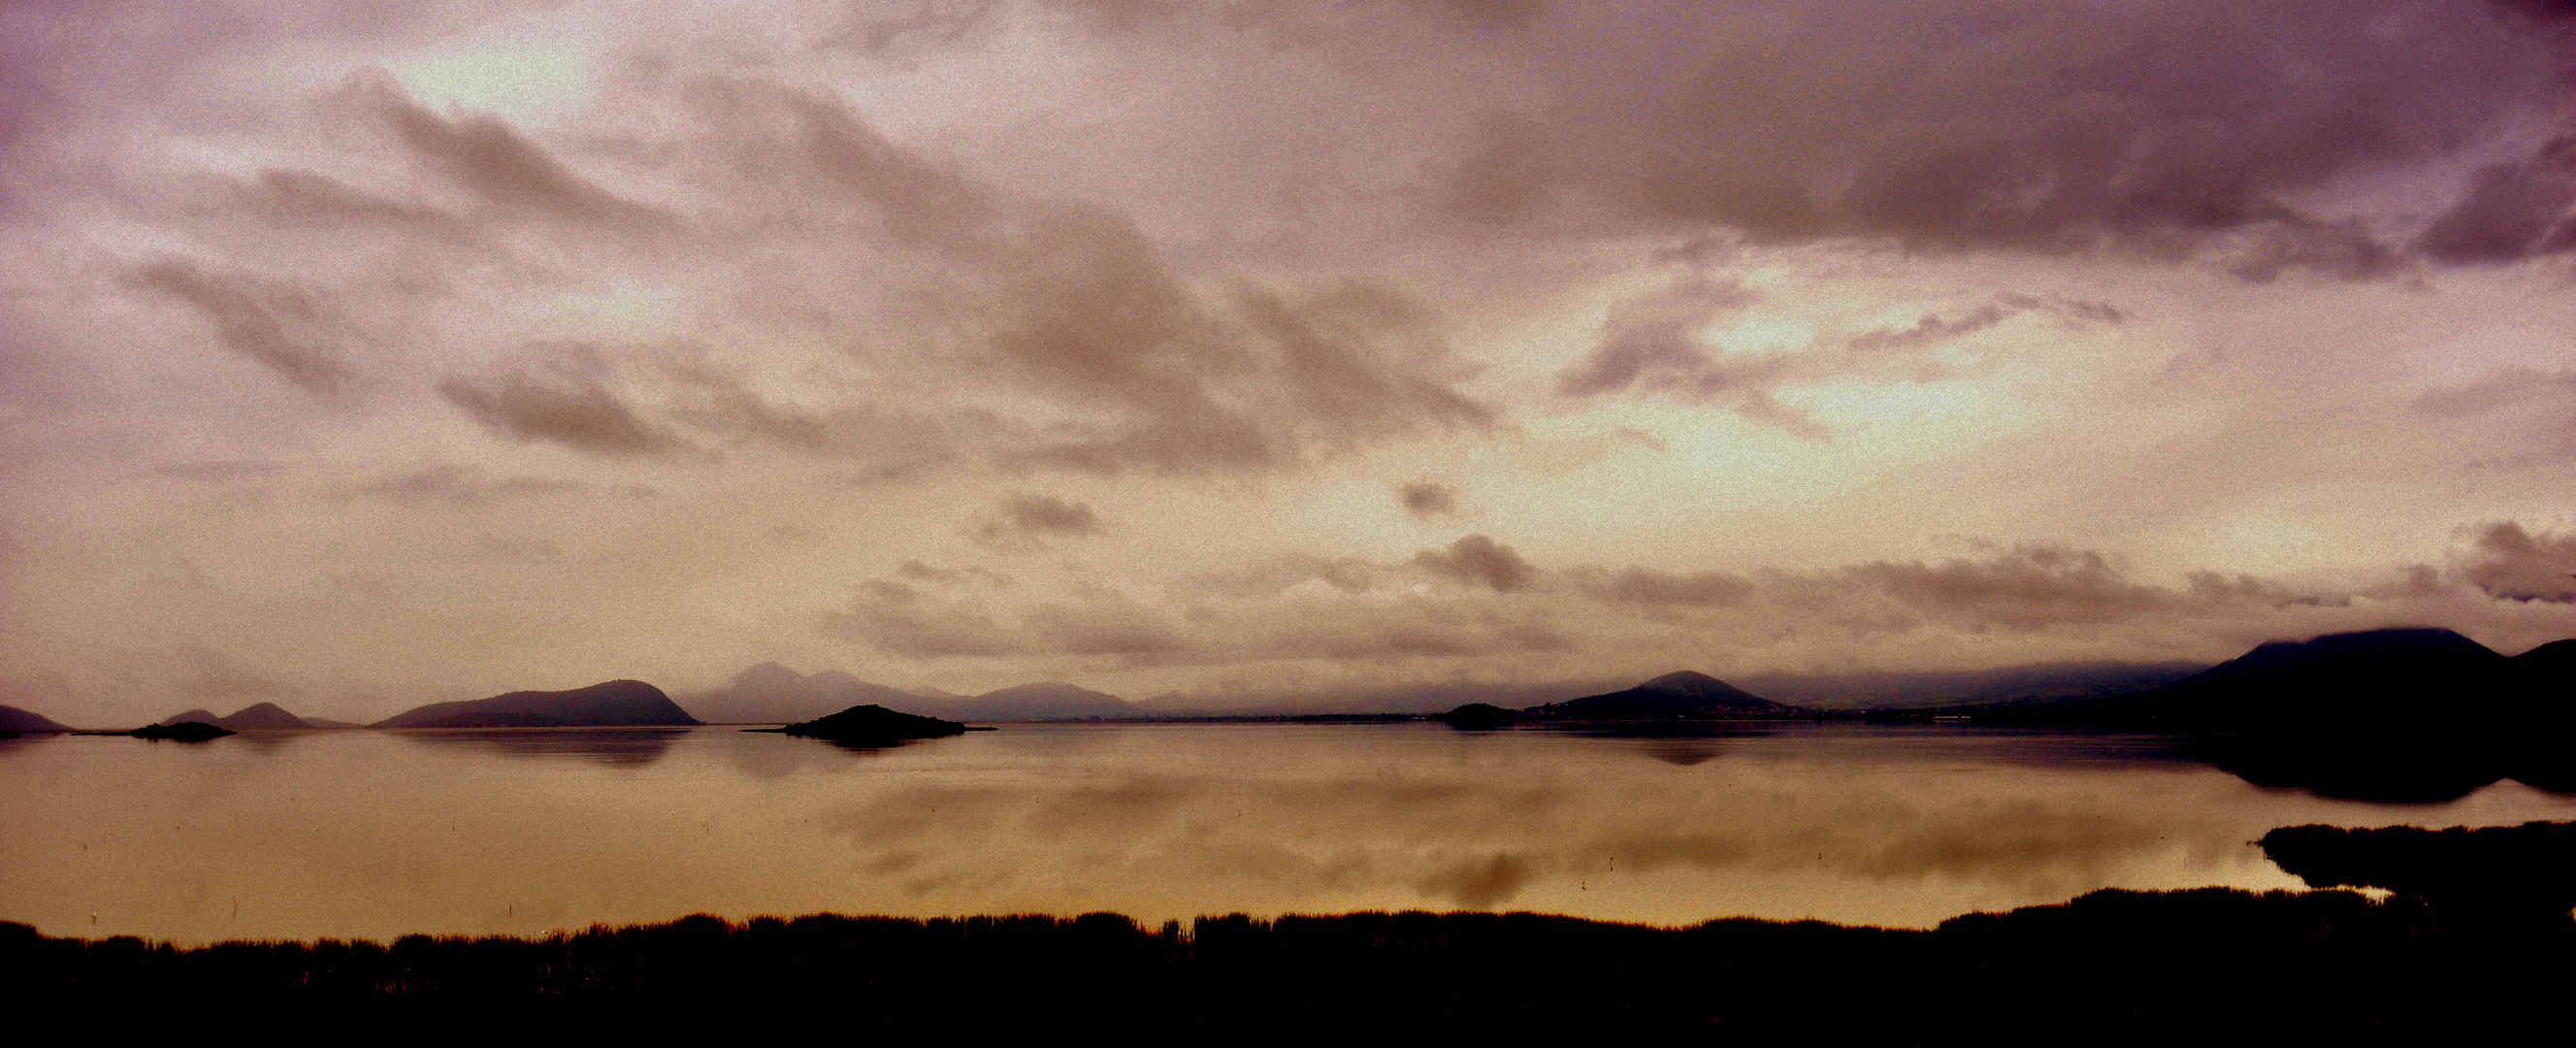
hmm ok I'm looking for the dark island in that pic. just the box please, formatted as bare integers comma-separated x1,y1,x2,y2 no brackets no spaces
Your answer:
754,704,977,744
127,721,234,740
155,703,317,732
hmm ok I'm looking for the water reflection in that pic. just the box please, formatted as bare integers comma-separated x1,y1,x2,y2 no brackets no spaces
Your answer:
393,727,692,767
13,722,2576,945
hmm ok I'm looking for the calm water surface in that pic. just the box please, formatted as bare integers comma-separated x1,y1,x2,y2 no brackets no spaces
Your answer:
8,722,2574,943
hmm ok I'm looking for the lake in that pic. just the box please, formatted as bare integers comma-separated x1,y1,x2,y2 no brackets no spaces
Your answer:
8,722,2574,944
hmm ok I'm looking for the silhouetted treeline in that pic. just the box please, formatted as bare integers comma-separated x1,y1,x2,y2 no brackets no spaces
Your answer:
6,888,2569,1037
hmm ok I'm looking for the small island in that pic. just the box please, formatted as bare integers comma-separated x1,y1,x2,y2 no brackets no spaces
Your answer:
128,721,235,741
754,704,979,744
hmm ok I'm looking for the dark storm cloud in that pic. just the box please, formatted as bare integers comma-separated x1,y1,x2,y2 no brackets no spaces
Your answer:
2458,521,2576,603
2416,138,2576,263
1842,546,2175,629
127,260,360,396
1412,534,1538,593
439,360,691,458
1436,1,2568,274
1399,479,1459,518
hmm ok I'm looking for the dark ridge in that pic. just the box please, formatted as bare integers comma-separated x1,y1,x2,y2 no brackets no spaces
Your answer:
375,680,701,729
129,721,233,740
0,704,72,733
1974,628,2576,802
1523,670,1799,720
2042,628,2511,730
4,882,2568,1036
754,704,971,744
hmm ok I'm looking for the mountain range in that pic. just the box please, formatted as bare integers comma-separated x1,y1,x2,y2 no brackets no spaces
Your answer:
680,665,1140,723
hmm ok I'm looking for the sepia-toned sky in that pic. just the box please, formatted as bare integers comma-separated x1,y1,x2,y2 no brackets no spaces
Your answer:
5,0,2576,723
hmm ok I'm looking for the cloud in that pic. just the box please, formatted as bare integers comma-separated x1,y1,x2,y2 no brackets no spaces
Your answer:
1844,545,2177,629
1554,281,2122,436
2458,521,2576,602
2416,137,2576,263
1399,479,1460,518
127,260,360,396
376,81,675,233
170,647,302,704
1570,566,1754,608
1553,274,1762,398
329,464,586,507
220,168,476,242
439,352,691,458
820,597,1030,659
1025,603,1191,660
974,494,1101,547
1412,534,1537,592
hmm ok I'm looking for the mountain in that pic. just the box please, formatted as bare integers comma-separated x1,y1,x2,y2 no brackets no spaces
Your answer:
761,704,971,744
2511,639,2576,704
681,664,927,724
157,703,314,731
375,680,701,729
2060,628,2512,731
1523,671,1798,720
0,704,72,733
920,682,1139,722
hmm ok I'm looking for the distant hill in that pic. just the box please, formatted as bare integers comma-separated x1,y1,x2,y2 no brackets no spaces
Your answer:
157,703,314,731
911,682,1140,722
375,680,701,729
759,704,972,744
682,664,928,724
0,704,73,733
1523,671,1798,720
1739,661,2209,711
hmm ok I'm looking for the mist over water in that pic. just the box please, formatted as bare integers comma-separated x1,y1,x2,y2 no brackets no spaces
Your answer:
9,723,2575,944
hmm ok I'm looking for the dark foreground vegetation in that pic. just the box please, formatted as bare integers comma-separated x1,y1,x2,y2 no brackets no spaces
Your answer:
6,887,2568,1039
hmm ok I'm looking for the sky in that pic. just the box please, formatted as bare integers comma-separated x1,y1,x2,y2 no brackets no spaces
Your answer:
4,0,2576,724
